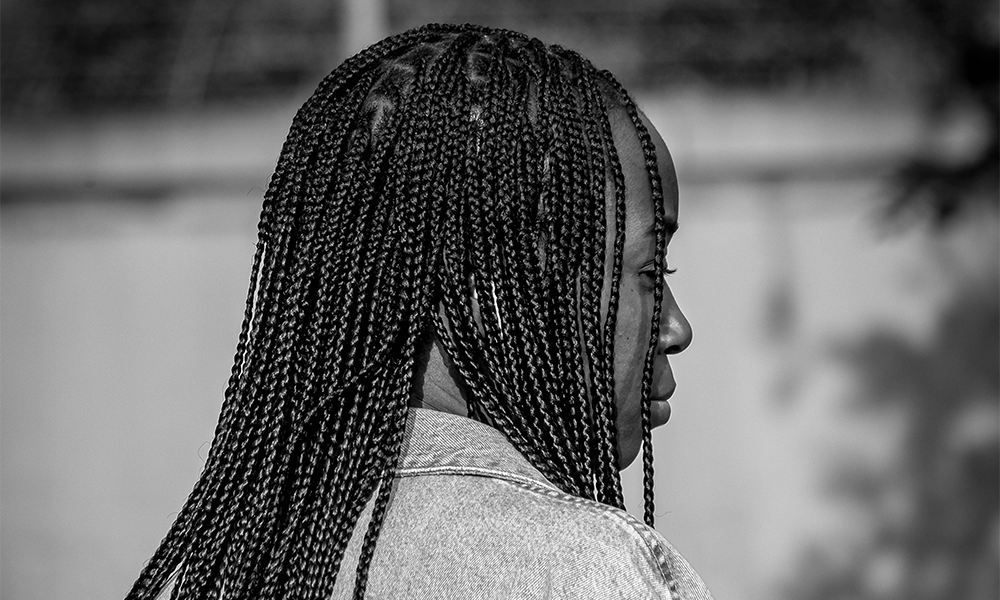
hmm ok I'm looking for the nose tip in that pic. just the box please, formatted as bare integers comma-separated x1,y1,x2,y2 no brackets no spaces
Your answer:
659,294,692,356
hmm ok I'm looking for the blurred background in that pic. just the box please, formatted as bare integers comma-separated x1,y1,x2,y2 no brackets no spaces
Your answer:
1,0,997,598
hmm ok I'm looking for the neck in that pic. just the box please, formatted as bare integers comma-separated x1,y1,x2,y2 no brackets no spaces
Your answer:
409,337,469,417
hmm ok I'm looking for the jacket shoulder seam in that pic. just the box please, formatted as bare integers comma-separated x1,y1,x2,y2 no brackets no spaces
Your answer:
396,464,677,597
500,476,678,597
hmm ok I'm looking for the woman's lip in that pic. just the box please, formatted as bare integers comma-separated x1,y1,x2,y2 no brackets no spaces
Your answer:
655,380,676,401
650,397,672,428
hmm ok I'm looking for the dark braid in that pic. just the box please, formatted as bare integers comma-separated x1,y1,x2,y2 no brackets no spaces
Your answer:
568,55,614,501
591,73,630,509
128,23,668,600
603,73,669,526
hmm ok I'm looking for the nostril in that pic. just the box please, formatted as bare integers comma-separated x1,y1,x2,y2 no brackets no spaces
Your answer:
660,319,692,355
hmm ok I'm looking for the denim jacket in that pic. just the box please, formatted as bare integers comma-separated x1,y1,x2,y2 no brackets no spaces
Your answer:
155,409,714,599
330,408,714,600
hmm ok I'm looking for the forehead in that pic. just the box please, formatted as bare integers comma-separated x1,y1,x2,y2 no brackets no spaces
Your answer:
607,107,678,237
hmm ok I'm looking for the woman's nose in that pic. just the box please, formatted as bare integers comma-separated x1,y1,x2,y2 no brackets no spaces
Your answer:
658,285,692,355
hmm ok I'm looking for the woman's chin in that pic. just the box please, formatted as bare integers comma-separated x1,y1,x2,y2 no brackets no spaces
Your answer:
617,442,641,471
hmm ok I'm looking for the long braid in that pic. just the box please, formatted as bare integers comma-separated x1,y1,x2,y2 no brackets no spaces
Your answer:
350,33,476,598
526,41,592,494
256,72,397,599
128,24,667,600
604,73,668,527
570,57,614,500
591,73,629,509
546,48,604,496
231,69,386,598
533,46,581,492
479,38,579,492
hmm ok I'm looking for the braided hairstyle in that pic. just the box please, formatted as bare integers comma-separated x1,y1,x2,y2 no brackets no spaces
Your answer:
128,22,670,600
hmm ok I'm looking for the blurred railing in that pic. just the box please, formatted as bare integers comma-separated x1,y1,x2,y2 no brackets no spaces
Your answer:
3,92,984,202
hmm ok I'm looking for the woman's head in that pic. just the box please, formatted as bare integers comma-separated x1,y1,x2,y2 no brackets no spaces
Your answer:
129,23,689,600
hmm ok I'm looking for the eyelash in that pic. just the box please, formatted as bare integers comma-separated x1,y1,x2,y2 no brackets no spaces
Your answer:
640,265,677,280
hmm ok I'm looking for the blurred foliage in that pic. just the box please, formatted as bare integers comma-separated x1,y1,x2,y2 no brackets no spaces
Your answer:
778,1,998,595
881,0,999,226
785,269,999,600
1,0,997,115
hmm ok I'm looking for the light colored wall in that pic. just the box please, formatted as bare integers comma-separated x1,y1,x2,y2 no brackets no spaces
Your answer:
1,94,986,599
1,195,259,599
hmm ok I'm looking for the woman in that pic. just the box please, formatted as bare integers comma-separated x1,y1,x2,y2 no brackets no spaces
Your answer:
130,23,710,600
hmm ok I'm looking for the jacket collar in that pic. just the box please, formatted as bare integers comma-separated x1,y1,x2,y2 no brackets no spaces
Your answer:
397,408,554,488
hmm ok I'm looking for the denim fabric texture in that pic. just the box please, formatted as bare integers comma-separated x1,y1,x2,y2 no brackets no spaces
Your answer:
153,409,714,599
330,408,714,600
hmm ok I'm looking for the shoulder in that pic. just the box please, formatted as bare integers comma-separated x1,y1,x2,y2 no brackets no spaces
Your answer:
493,476,690,599
383,469,712,599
